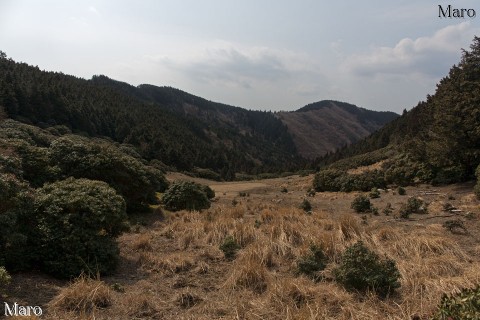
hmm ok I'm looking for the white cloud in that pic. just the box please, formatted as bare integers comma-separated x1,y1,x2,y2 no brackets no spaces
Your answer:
154,41,325,91
342,22,479,78
88,6,100,16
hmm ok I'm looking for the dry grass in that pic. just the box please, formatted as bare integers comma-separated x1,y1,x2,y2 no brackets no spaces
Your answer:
48,274,111,316
10,178,480,319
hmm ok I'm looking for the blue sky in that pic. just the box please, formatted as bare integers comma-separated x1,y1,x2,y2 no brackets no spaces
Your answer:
1,1,479,113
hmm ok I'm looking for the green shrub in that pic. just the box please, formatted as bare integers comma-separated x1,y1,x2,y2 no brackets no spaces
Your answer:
398,186,406,195
313,169,344,192
369,187,380,199
161,181,211,211
399,197,427,218
0,173,35,271
219,236,240,260
300,199,312,213
297,244,327,281
383,203,393,216
351,194,371,213
193,167,222,181
442,219,467,234
50,135,168,212
0,266,11,287
431,285,480,320
202,185,215,199
334,241,401,297
35,178,127,278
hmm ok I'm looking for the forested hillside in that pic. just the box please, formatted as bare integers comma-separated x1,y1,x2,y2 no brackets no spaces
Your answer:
313,37,480,192
0,53,303,178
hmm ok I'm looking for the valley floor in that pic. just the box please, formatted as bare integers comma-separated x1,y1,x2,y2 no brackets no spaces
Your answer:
4,174,480,319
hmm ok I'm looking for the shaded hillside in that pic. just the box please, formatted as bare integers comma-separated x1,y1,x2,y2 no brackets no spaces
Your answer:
313,36,480,190
278,100,398,159
0,53,303,177
91,77,298,161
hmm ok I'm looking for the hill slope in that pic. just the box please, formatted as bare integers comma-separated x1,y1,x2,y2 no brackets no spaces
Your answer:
313,36,480,190
0,55,303,177
278,100,398,159
0,52,399,177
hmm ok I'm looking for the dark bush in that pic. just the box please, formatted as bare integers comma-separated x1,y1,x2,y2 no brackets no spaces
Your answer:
313,169,344,192
34,178,127,278
219,236,240,260
202,185,215,199
296,244,327,281
398,186,406,195
162,180,211,211
49,135,168,212
193,167,222,181
300,199,312,213
334,241,401,297
369,187,380,199
0,173,35,270
442,219,467,234
399,197,427,218
351,194,371,213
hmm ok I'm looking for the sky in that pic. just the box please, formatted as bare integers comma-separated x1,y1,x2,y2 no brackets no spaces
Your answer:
0,1,479,113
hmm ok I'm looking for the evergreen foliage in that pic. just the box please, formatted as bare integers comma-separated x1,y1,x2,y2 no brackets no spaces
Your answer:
431,285,480,320
300,199,312,212
313,37,480,188
49,135,168,212
219,236,240,260
0,53,305,176
162,181,211,211
334,241,401,297
296,244,327,281
34,177,127,278
0,172,34,270
351,194,372,213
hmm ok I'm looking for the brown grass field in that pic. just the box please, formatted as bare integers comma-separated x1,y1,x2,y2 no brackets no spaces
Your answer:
3,173,480,319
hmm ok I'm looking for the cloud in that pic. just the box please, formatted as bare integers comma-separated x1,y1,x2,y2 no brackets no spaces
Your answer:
342,22,479,78
88,6,100,16
154,42,324,91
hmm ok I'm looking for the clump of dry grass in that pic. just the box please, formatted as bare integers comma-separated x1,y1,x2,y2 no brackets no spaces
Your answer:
225,251,271,294
176,290,202,309
389,234,467,260
49,274,112,314
338,214,362,241
375,226,400,242
138,252,195,274
132,233,153,251
120,293,160,318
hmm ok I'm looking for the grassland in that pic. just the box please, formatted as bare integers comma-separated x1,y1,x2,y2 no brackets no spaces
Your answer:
4,173,480,319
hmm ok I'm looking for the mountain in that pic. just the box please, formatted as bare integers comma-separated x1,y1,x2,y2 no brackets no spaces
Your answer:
312,36,480,191
278,100,398,159
0,51,398,178
0,56,304,178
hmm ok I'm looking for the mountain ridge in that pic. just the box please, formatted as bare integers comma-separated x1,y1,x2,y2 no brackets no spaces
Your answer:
0,51,398,176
